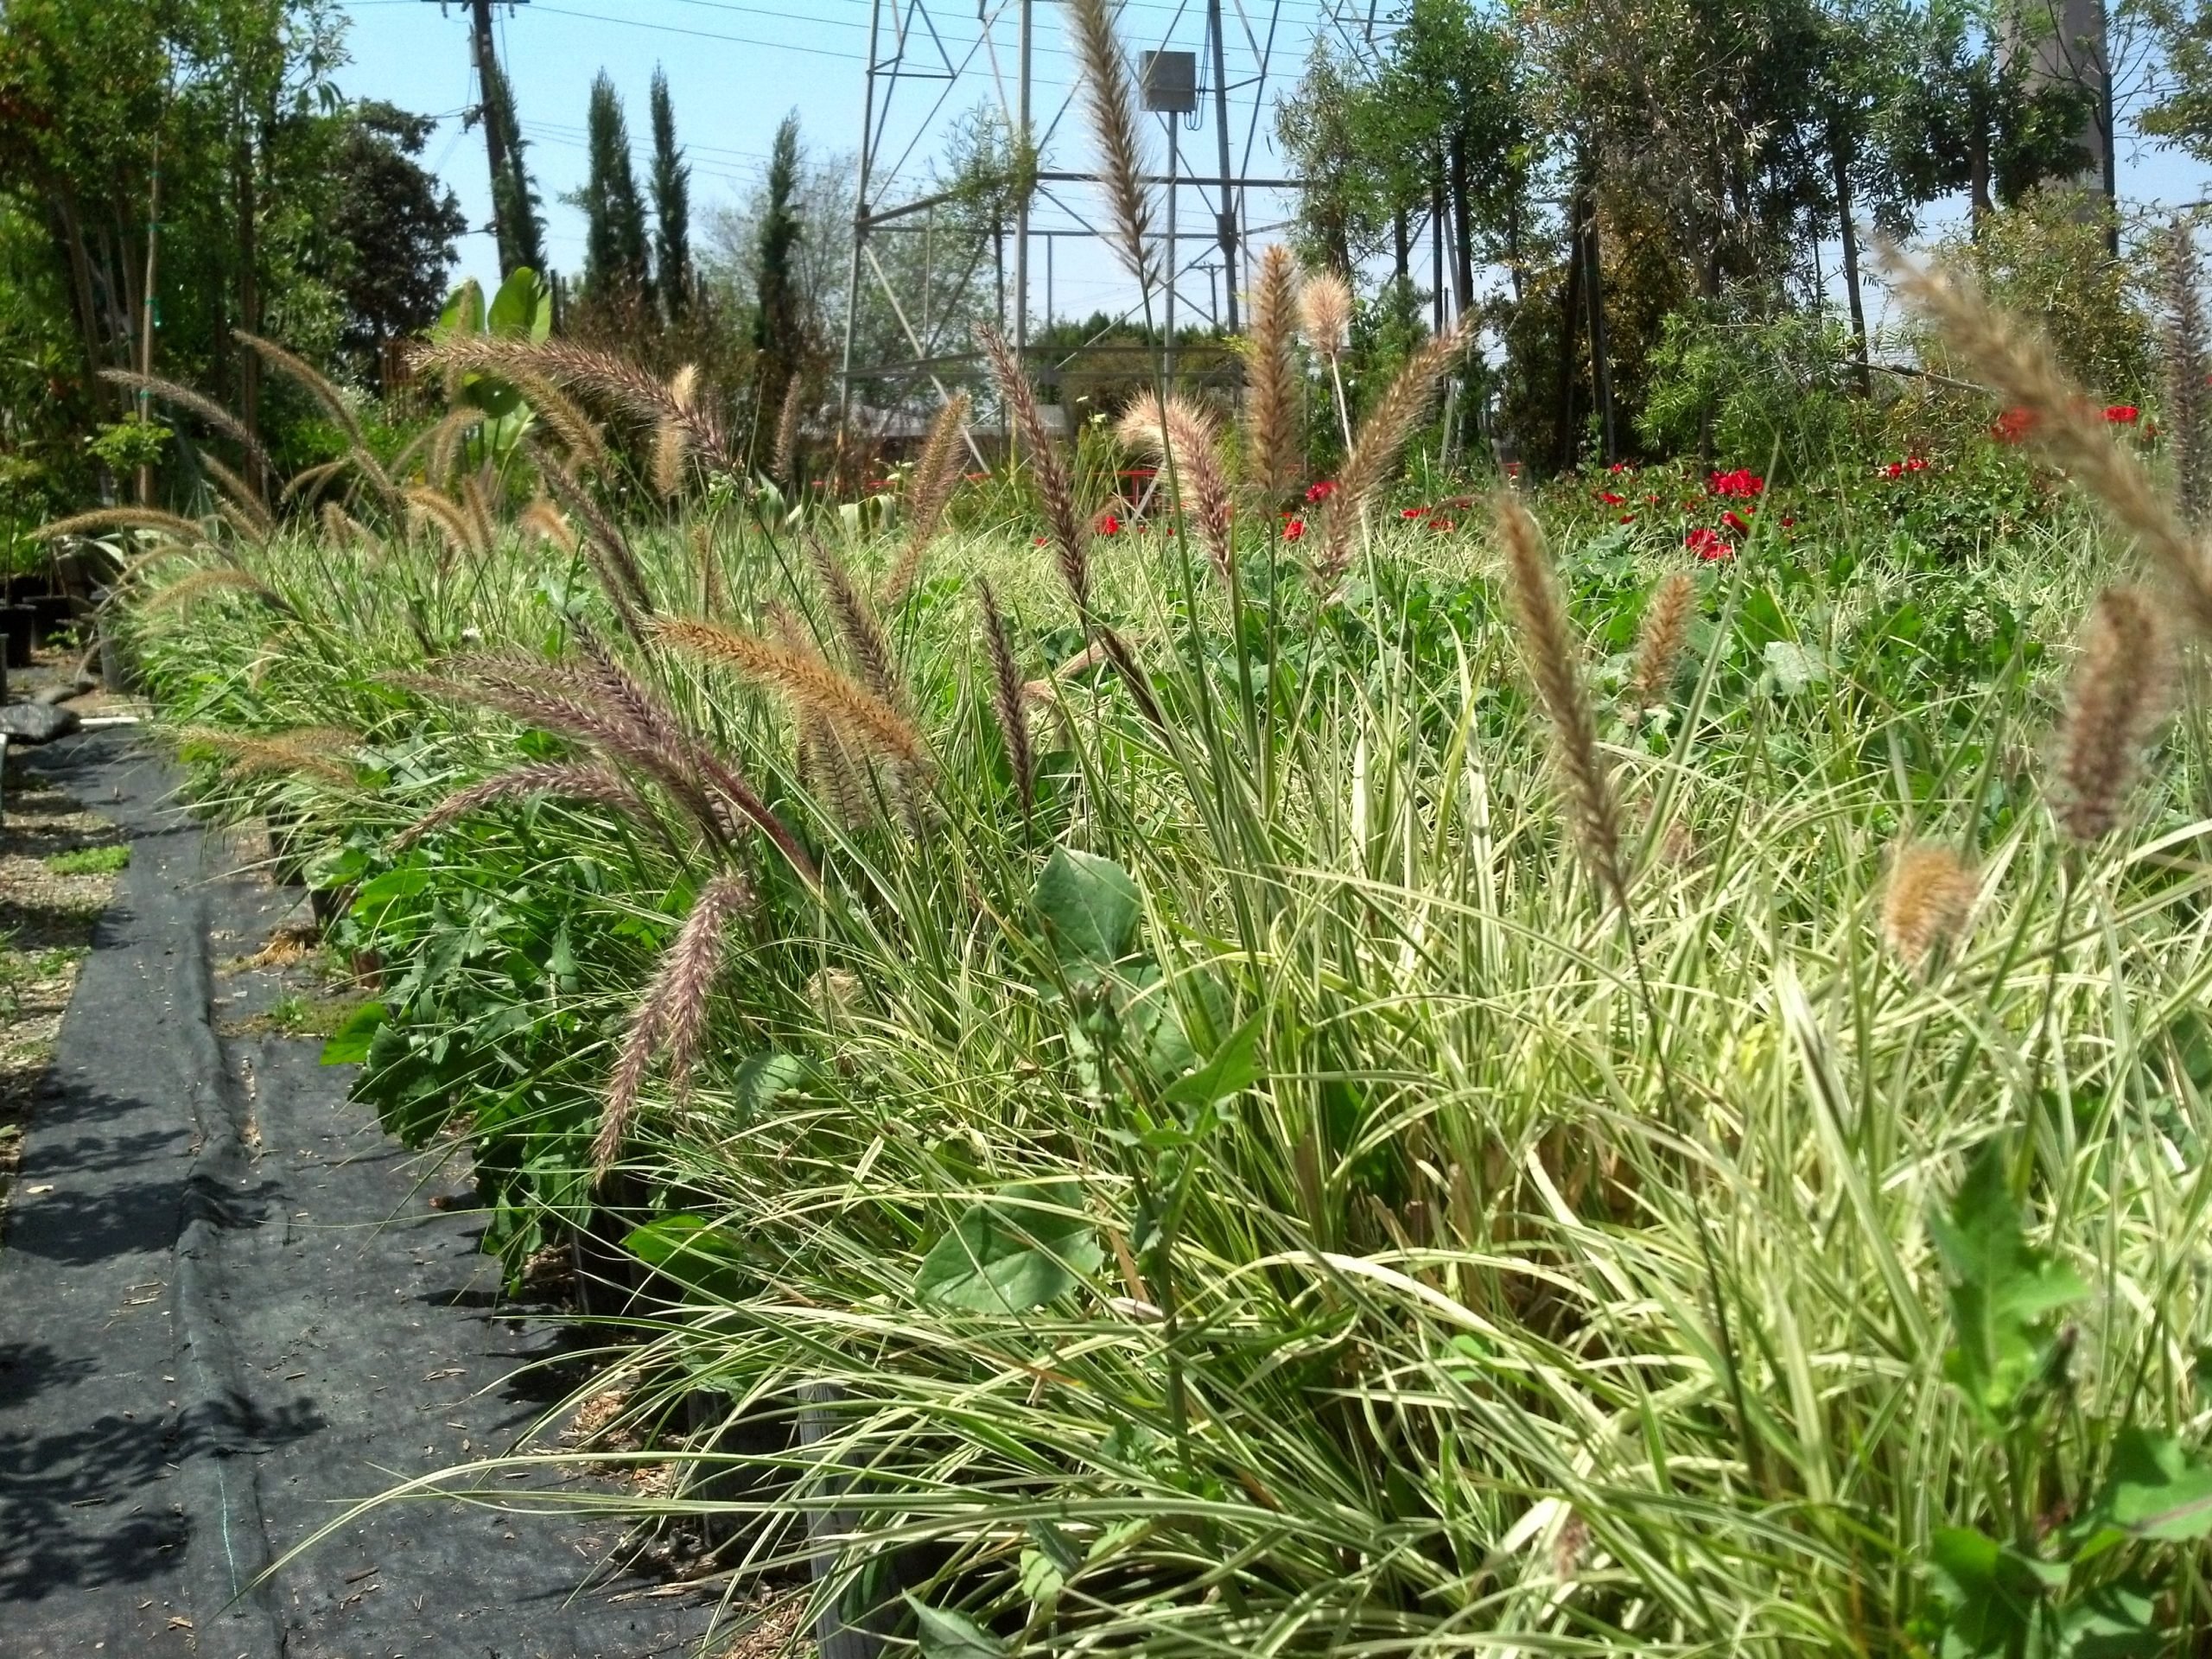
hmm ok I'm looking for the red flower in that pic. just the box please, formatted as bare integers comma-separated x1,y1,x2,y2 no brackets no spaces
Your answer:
1599,491,1627,505
1881,461,1904,480
1618,512,1636,524
1428,516,1454,532
1781,516,1796,529
1708,467,1765,499
1401,506,1430,519
1033,536,1050,547
1608,460,1630,474
1685,526,1733,562
1283,517,1306,542
1722,509,1752,535
2105,404,2140,425
1504,461,1523,478
1906,456,1929,472
963,471,989,481
1096,512,1122,536
1993,407,2035,443
1304,480,1338,504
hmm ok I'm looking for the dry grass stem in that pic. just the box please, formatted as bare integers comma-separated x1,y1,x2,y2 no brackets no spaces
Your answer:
2053,585,2177,841
1496,493,1630,910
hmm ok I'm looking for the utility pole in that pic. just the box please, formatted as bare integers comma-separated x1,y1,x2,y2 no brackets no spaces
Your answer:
430,1,531,268
1207,0,1238,332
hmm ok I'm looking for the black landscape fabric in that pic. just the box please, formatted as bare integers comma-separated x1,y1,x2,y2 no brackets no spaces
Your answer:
0,733,715,1658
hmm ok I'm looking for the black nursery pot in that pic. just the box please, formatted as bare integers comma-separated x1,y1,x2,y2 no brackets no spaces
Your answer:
3,607,35,669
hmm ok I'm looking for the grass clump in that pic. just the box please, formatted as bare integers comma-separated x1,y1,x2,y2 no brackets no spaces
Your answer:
42,844,129,877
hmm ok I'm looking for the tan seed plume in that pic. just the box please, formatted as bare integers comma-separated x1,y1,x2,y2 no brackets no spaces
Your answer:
978,324,1090,615
1118,391,1236,585
140,566,289,616
1496,493,1630,911
395,760,639,849
2053,585,2176,842
805,532,904,707
1630,571,1696,710
1886,250,2212,637
1317,318,1471,582
653,616,928,769
99,368,276,484
1067,0,1156,289
1299,270,1353,359
1242,245,1302,501
36,507,210,546
772,374,806,486
978,581,1034,814
882,392,972,607
1881,843,1979,969
652,417,690,499
178,724,359,786
2162,222,2211,527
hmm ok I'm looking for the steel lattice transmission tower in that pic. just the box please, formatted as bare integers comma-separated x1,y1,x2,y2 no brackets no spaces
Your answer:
838,0,1310,422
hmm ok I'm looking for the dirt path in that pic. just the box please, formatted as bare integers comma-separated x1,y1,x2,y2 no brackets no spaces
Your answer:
0,733,723,1658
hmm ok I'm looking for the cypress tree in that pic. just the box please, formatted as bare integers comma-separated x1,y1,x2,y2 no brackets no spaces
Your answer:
483,54,546,276
649,67,692,322
754,112,805,423
581,72,652,306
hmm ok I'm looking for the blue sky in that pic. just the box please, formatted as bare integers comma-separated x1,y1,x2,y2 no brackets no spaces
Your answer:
332,0,2212,339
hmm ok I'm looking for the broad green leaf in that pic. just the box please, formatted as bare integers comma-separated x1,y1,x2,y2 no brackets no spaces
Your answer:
905,1597,1006,1659
2099,1428,2212,1541
1926,1527,2063,1658
625,1214,751,1301
1763,639,1831,694
1929,1142,2086,1426
1163,1014,1262,1108
435,276,484,338
732,1051,810,1126
318,1000,387,1066
487,266,549,340
914,1179,1103,1313
2059,1581,2162,1658
1033,847,1140,980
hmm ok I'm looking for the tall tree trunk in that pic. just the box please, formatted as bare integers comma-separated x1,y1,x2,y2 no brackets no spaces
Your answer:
236,124,262,495
1830,127,1870,395
49,191,110,412
1448,130,1474,319
1555,212,1586,474
1394,206,1409,284
138,143,163,505
1431,177,1446,333
1579,175,1616,466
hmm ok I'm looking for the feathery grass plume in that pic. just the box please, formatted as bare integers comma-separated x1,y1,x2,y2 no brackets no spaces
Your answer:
35,507,210,546
1316,317,1471,582
237,331,400,505
114,546,200,588
1881,842,1979,969
772,373,806,486
595,983,666,1178
195,452,271,533
766,600,868,824
99,368,275,482
518,497,579,554
1299,270,1353,359
1096,622,1167,731
140,565,291,617
215,502,267,548
978,580,1034,814
1243,245,1302,500
1886,251,2212,635
2053,585,2177,842
281,457,350,506
319,501,374,551
2162,221,2211,527
652,418,690,499
459,472,499,556
978,324,1090,615
668,363,699,412
178,724,359,785
691,520,725,616
1496,493,1630,910
1067,0,1156,289
1630,571,1697,710
882,392,971,607
804,532,903,706
539,459,654,620
423,407,481,486
393,760,640,849
497,365,607,474
404,486,482,562
1118,391,1236,584
653,616,928,770
414,336,736,473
